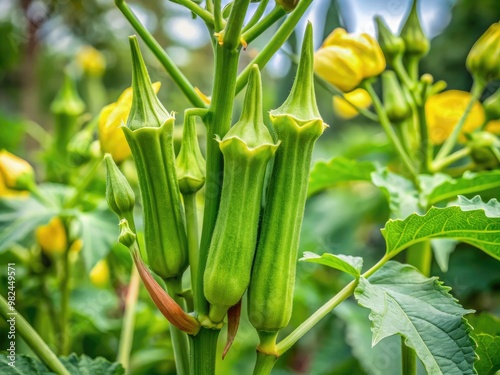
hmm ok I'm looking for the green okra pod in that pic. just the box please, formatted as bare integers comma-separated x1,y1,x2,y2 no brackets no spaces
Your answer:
203,66,279,324
123,36,188,280
248,24,327,341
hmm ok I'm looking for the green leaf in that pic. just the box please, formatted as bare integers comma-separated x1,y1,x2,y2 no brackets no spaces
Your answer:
473,334,500,375
0,353,124,375
300,251,363,277
355,261,476,375
0,197,56,253
77,205,119,270
371,168,420,218
308,157,375,196
382,196,500,260
419,171,500,206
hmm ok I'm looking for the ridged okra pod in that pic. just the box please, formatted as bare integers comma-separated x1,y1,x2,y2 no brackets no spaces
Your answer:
248,24,327,336
122,36,188,280
204,66,279,323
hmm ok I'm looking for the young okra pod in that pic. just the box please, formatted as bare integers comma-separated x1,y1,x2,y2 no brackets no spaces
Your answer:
122,36,188,280
248,24,327,343
203,66,279,324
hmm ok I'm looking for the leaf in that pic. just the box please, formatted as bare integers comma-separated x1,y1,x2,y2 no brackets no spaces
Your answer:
474,334,500,375
0,197,57,253
335,301,407,375
355,261,476,375
77,205,120,270
382,196,500,260
431,238,458,272
0,353,124,375
371,168,420,219
419,171,500,206
308,157,375,196
300,251,363,277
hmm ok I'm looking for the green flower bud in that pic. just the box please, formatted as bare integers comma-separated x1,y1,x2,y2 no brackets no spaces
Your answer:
67,126,94,166
276,0,298,12
382,71,411,123
484,87,500,120
400,0,429,59
104,154,135,219
375,16,405,65
204,65,279,323
466,22,500,83
248,23,326,336
118,219,137,247
176,114,206,195
123,35,188,280
467,131,500,170
50,72,85,117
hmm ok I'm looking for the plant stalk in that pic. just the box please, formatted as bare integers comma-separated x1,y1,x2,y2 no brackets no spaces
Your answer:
402,337,417,375
189,327,220,375
0,295,70,375
183,193,200,312
253,351,278,375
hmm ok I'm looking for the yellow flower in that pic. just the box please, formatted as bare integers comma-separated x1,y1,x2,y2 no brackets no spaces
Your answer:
36,217,67,255
77,46,106,77
0,150,35,190
426,90,485,145
333,88,372,119
314,28,386,92
89,260,110,288
69,239,83,253
467,22,500,82
98,82,161,162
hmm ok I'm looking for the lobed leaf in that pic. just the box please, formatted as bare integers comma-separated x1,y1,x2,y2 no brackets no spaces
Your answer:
355,261,476,375
308,157,375,196
382,196,500,260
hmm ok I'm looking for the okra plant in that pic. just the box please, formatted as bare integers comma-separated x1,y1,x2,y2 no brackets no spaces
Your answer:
0,0,500,374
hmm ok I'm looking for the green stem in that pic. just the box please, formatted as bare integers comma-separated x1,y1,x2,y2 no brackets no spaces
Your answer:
313,74,379,122
276,255,390,355
431,147,470,172
406,56,419,82
235,0,313,94
170,0,214,25
183,193,200,312
206,0,213,14
363,81,418,179
58,247,71,355
197,44,241,317
165,277,190,375
253,351,278,375
416,101,431,173
242,0,270,32
402,337,417,375
64,157,101,208
189,327,220,375
214,0,223,32
406,240,431,277
117,266,140,374
223,0,251,50
115,0,207,108
435,80,484,161
242,6,286,44
0,295,70,375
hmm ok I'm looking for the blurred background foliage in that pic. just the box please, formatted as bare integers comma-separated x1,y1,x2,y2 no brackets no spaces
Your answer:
0,0,499,374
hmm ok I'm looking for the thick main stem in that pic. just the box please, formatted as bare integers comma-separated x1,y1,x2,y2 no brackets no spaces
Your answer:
184,193,200,312
117,266,141,374
189,327,220,375
165,277,190,375
253,351,278,375
0,295,70,375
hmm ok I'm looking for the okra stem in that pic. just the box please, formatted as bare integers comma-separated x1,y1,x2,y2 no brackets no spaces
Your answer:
402,336,417,375
0,295,70,375
183,193,200,312
253,351,278,375
189,327,220,375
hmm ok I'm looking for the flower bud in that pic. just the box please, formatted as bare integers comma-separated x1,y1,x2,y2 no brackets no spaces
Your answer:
0,150,35,191
104,154,135,219
375,16,405,65
77,46,106,77
36,217,67,255
50,73,85,117
400,0,430,59
382,71,411,123
483,87,500,120
122,36,188,280
67,127,94,166
276,0,298,12
466,22,500,83
118,219,137,248
332,89,372,120
467,131,500,169
89,260,110,287
176,115,206,195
